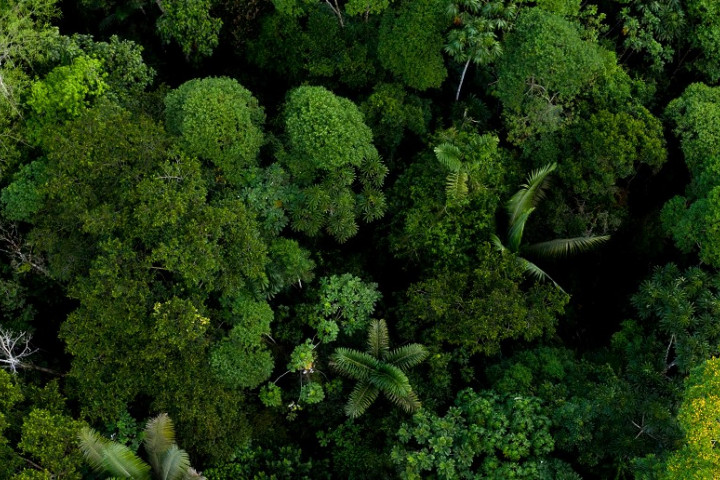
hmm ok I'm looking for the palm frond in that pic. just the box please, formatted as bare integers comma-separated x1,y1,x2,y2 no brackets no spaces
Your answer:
524,235,610,259
446,171,469,201
518,257,566,293
434,143,463,172
507,162,556,225
100,442,151,479
368,363,412,399
367,319,390,360
490,233,508,253
144,413,175,474
330,348,377,381
182,468,207,480
386,389,422,414
345,381,380,418
79,427,108,473
159,445,190,480
507,207,534,252
385,344,428,371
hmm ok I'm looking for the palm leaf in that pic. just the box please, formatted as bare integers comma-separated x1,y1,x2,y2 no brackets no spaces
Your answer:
490,233,508,253
369,363,412,399
524,235,610,259
518,257,566,293
434,143,462,172
386,389,422,414
385,344,428,371
330,348,377,381
182,468,207,480
367,319,390,360
158,445,190,480
345,381,380,418
144,413,175,475
79,427,109,473
507,162,556,226
507,207,534,252
100,442,151,479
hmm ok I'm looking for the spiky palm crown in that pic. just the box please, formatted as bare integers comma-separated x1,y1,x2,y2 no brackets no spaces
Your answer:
79,413,205,480
331,319,428,418
493,162,610,289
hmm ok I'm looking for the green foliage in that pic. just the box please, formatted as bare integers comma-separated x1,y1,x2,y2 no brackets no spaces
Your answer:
392,389,573,479
259,383,283,408
282,85,387,241
389,127,507,271
1,160,48,222
18,409,86,480
315,273,381,335
402,243,568,357
496,8,615,140
156,0,222,60
377,0,448,90
79,413,203,480
662,83,720,266
331,319,427,417
288,339,317,373
165,77,265,185
204,445,318,480
660,357,720,478
26,55,107,132
360,83,430,153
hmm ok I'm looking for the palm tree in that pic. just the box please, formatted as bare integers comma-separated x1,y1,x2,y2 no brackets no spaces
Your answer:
79,413,205,480
491,163,609,290
330,319,428,418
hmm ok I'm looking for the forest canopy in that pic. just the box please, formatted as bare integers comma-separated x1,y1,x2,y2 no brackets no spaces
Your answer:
1,0,719,478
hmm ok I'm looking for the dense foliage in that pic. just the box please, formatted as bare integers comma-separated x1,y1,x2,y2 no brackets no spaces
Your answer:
1,0,719,477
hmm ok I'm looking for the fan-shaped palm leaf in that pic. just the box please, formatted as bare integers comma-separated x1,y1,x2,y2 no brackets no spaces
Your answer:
331,348,377,381
367,319,390,360
385,344,428,371
507,162,556,226
523,235,611,258
345,381,380,418
79,427,151,480
159,445,190,480
434,143,463,172
101,442,151,479
144,413,175,475
369,363,412,399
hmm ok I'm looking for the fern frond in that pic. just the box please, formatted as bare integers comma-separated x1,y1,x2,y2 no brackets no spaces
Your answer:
369,363,412,399
434,143,463,172
367,319,390,359
524,235,610,259
144,413,175,474
446,171,469,201
385,344,428,371
330,348,377,381
100,442,151,479
345,381,380,418
507,162,556,225
507,207,534,252
159,445,190,480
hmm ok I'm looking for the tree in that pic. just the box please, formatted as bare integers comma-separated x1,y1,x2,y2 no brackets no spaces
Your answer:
391,389,578,479
492,163,609,288
281,85,387,242
661,83,720,267
165,77,265,186
331,319,428,417
80,413,205,479
495,8,615,140
155,0,222,60
377,0,448,91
